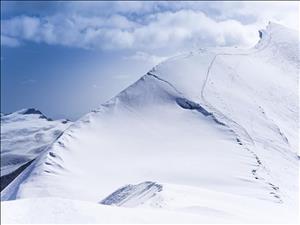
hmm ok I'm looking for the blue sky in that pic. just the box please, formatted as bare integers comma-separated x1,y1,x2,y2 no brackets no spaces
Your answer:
1,1,298,120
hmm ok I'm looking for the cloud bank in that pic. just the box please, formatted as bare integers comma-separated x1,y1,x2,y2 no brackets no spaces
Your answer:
1,1,298,53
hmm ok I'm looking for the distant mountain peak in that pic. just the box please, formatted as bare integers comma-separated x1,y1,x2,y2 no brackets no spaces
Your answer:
19,108,43,115
1,108,73,124
12,108,52,121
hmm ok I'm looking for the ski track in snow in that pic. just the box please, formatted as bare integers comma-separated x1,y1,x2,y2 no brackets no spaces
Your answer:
201,34,283,203
147,32,283,203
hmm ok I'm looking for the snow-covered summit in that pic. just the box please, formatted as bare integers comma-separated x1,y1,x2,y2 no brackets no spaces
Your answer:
256,22,299,68
258,22,297,43
1,23,299,223
17,108,44,115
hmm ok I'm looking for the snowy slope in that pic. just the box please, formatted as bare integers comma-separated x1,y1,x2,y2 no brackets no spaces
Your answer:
0,109,71,190
1,23,299,223
1,195,296,224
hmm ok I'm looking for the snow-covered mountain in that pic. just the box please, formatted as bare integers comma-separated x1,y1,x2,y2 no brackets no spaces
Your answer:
1,22,299,223
0,108,71,190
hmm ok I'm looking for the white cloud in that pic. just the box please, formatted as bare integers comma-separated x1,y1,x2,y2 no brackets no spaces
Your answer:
0,11,259,51
125,51,168,64
59,1,298,30
221,1,299,29
1,2,298,52
1,35,21,47
130,10,259,50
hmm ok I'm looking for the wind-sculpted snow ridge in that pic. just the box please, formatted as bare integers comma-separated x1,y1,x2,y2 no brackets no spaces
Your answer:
0,109,71,191
1,23,299,223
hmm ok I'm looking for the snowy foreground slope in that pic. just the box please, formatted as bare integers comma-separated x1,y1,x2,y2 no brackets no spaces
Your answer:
1,23,299,223
0,109,70,190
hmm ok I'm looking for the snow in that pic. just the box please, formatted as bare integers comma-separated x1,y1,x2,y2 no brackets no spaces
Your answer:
1,197,237,224
1,194,296,224
1,23,299,223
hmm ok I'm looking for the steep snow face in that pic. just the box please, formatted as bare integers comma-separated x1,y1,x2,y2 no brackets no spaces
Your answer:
0,109,71,190
1,23,299,223
148,22,299,206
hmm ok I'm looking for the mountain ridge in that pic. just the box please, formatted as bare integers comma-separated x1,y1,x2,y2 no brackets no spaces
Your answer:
1,22,299,223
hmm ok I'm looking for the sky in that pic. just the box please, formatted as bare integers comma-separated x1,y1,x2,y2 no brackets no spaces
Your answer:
1,1,299,120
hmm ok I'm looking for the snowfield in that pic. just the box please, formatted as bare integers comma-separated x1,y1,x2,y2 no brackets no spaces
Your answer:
1,192,296,224
1,22,299,223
